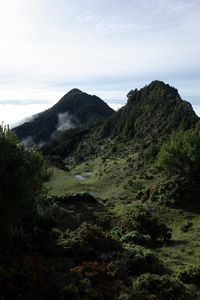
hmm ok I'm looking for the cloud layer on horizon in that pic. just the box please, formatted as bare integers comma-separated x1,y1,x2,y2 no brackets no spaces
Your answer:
1,97,200,128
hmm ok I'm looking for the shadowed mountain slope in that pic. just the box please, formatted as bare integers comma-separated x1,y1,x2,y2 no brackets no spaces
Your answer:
13,89,114,145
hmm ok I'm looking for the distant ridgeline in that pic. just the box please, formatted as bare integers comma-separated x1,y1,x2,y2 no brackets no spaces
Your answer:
13,89,114,146
42,81,199,161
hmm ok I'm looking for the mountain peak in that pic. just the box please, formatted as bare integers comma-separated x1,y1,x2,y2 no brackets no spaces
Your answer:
147,80,179,95
66,88,83,96
13,89,114,145
148,80,170,87
101,81,198,140
127,80,180,105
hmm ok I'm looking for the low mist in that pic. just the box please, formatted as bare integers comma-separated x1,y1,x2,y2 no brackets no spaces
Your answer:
56,112,76,132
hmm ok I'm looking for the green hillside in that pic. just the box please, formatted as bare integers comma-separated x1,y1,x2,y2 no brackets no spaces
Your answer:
100,80,197,139
1,81,200,299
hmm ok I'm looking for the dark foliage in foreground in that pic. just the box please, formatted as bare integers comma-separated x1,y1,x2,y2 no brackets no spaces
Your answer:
0,130,47,247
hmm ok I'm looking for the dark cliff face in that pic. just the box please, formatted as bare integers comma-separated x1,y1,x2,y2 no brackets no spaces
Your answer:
99,80,198,140
13,89,114,145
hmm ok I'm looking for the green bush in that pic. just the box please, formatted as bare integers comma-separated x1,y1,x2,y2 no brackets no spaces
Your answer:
124,205,171,242
156,174,186,205
124,244,164,275
176,265,200,286
60,223,121,260
180,221,193,233
120,231,149,246
133,273,191,300
109,226,148,246
109,226,125,240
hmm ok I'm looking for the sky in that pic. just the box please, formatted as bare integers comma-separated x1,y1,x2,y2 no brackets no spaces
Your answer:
0,0,199,126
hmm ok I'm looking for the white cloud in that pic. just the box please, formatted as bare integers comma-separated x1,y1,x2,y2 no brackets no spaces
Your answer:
107,102,124,111
56,112,76,132
192,105,200,117
0,103,50,128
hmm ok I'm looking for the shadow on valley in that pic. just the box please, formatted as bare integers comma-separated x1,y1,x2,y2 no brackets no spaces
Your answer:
47,193,114,230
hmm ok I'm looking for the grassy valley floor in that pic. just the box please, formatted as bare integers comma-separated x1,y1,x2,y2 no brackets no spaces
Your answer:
45,156,200,275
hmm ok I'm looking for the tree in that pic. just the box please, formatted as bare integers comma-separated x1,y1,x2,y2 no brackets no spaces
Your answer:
156,129,200,177
0,130,47,247
155,128,200,204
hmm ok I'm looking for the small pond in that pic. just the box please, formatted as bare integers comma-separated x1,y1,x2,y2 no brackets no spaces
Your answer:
75,174,86,180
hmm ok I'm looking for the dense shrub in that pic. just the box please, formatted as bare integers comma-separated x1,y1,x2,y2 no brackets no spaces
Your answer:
124,205,171,242
109,226,125,240
124,244,164,275
180,221,193,233
156,175,187,206
60,223,121,260
110,226,150,246
133,273,191,300
176,265,200,286
109,226,148,245
120,231,150,246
